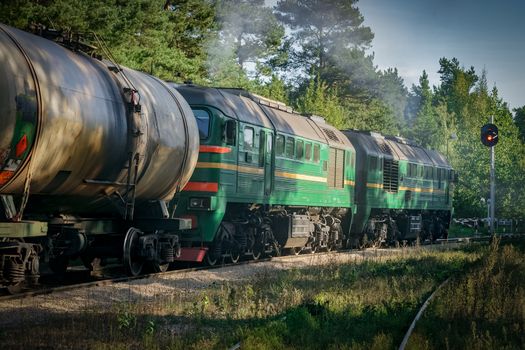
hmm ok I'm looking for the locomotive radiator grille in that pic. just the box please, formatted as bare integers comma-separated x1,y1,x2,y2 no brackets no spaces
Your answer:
383,159,399,192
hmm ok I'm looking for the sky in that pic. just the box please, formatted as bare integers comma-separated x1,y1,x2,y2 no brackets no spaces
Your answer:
357,0,525,110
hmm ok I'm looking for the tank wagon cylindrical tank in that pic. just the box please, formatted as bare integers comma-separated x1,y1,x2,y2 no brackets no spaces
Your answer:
0,24,199,291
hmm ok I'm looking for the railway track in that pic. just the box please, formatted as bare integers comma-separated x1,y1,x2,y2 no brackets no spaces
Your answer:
1,233,523,302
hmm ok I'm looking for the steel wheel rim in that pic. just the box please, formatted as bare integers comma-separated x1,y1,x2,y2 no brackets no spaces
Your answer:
123,227,144,276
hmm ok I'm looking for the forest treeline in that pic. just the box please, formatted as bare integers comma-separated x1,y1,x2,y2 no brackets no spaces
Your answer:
1,0,525,218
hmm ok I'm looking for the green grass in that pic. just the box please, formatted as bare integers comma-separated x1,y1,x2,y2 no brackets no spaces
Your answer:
2,243,524,349
407,239,525,350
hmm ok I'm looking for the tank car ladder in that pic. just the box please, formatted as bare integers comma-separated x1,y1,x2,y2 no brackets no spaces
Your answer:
88,34,144,221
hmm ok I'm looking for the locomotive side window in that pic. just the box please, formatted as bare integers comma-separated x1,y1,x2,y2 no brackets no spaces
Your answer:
417,165,423,178
193,109,210,139
276,134,285,156
313,144,320,163
224,119,236,145
408,163,417,177
296,140,304,159
305,142,312,161
244,127,254,150
424,166,432,179
285,137,295,158
267,133,273,153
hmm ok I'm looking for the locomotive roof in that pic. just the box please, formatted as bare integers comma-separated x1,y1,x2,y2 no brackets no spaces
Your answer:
342,130,451,168
171,84,274,129
173,84,352,149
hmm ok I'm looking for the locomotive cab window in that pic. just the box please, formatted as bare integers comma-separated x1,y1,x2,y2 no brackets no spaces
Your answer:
193,109,210,139
223,119,236,145
244,126,254,150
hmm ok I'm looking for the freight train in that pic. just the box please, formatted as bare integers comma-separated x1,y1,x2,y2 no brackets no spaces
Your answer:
0,24,455,291
170,86,455,264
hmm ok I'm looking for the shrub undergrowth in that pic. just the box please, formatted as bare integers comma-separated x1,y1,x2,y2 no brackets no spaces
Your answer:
408,239,525,350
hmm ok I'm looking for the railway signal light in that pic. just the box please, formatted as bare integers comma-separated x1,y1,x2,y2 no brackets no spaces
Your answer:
480,123,498,147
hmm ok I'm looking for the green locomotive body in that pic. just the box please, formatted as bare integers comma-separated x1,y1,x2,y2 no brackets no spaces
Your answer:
342,130,455,245
172,85,355,263
172,85,455,261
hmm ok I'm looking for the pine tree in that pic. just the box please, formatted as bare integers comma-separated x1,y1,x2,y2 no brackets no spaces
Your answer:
214,0,284,71
274,0,373,83
513,106,525,143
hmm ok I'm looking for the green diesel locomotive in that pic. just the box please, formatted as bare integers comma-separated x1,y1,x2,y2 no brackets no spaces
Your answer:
171,85,355,264
342,130,454,247
171,85,455,264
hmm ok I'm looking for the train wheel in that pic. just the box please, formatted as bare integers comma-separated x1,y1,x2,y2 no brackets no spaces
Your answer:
6,282,24,294
292,247,301,255
252,250,262,260
230,251,240,264
251,239,264,260
123,227,144,276
205,251,219,266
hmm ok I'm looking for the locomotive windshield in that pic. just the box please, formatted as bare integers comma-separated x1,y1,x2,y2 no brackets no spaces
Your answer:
193,109,210,139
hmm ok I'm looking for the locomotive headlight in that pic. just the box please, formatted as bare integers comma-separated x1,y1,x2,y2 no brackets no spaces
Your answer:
188,197,215,210
189,198,205,208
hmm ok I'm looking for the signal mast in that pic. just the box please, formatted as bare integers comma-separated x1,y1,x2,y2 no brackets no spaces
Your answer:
480,118,498,235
